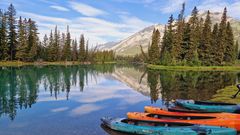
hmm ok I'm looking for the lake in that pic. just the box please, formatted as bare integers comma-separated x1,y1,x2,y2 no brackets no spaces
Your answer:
0,64,239,135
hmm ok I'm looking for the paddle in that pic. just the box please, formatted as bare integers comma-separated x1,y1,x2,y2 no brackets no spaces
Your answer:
231,84,240,99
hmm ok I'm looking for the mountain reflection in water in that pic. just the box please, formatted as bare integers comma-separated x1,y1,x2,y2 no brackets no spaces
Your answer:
0,65,239,124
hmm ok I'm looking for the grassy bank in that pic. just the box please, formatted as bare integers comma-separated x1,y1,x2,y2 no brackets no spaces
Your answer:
147,64,240,71
0,61,116,67
211,85,240,103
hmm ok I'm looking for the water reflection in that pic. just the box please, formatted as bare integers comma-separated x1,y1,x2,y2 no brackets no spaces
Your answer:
0,65,239,122
0,65,115,120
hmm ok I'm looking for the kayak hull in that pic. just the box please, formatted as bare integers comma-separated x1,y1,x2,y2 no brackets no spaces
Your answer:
175,99,240,113
101,117,237,135
144,106,240,119
127,112,240,131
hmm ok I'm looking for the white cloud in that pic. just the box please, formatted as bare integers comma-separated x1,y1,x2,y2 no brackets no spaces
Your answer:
69,1,106,17
16,0,154,46
27,13,153,46
160,0,188,14
50,5,69,12
19,11,70,24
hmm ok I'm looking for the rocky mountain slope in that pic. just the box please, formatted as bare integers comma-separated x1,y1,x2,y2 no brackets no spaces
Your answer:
99,24,165,56
100,11,240,56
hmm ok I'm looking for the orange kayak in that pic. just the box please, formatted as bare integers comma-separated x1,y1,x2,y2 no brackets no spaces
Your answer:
128,106,240,131
144,106,240,119
127,112,240,131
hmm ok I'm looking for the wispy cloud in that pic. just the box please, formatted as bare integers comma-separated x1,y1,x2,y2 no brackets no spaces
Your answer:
69,15,152,44
22,10,153,45
50,5,69,12
160,0,188,14
19,11,70,24
69,1,106,17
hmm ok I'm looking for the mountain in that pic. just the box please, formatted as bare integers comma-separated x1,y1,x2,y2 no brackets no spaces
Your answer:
97,41,118,50
100,24,165,56
100,11,240,56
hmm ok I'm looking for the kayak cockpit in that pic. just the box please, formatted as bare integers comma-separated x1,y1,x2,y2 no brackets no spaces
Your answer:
146,114,216,120
121,119,195,127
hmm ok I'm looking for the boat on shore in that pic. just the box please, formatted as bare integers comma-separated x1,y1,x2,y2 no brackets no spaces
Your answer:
101,117,237,135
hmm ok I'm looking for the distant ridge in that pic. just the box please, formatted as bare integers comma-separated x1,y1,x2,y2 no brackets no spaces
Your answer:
100,11,240,56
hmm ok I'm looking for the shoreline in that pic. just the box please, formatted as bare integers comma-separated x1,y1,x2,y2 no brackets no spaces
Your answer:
147,64,240,71
0,61,116,67
210,85,240,103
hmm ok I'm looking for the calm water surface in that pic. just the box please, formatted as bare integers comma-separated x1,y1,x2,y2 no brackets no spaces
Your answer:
0,64,239,135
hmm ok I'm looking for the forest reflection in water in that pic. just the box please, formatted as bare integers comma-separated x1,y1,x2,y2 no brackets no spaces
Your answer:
147,70,239,104
0,64,239,121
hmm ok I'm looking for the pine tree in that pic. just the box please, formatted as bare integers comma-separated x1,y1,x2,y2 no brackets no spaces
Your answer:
59,33,65,60
148,29,160,64
224,22,235,63
16,16,28,61
160,26,167,61
57,30,61,61
172,3,185,61
160,26,170,65
42,34,48,60
197,17,204,60
0,10,8,60
234,40,239,60
7,4,17,61
166,15,174,52
211,23,220,65
79,34,85,62
62,26,71,61
72,39,78,61
85,40,89,61
48,30,54,61
161,15,174,65
199,11,212,65
181,22,191,62
52,26,60,61
27,19,38,61
185,7,199,64
218,7,227,65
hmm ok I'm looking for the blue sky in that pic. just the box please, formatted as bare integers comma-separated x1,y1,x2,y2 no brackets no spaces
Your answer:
0,0,240,45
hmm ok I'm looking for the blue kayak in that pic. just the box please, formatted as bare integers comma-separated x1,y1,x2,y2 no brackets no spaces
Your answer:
175,99,240,113
101,117,237,135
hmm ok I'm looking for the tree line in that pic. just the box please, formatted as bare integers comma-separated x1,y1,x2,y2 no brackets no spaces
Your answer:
0,4,114,63
147,4,239,66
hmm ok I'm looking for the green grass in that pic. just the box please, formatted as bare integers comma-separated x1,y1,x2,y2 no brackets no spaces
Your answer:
147,64,240,71
211,85,240,103
0,61,117,67
0,61,33,67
